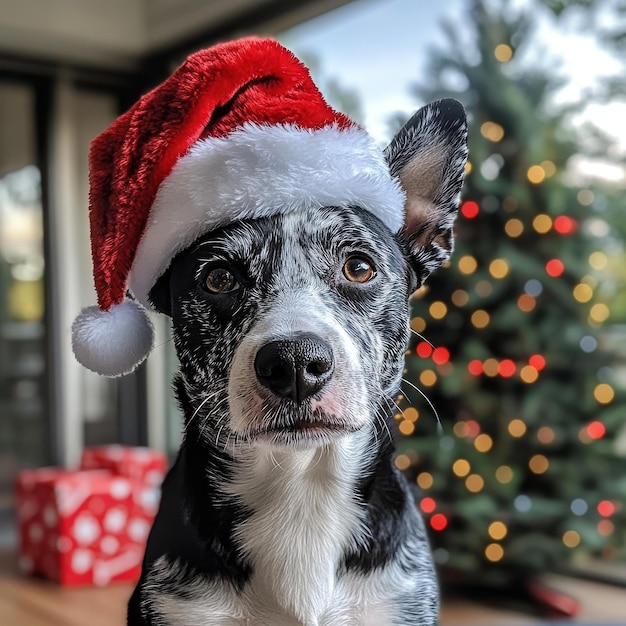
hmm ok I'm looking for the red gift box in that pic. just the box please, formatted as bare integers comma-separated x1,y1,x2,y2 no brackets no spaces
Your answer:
80,445,167,486
15,447,167,586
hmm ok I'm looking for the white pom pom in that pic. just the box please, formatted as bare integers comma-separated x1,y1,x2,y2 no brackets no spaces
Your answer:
71,298,154,377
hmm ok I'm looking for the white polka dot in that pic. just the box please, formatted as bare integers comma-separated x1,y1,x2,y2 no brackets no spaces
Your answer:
71,549,93,574
103,508,126,533
128,518,150,542
43,506,57,527
109,479,131,500
137,488,160,512
18,499,38,520
145,470,164,486
72,514,100,545
29,523,43,542
100,535,120,555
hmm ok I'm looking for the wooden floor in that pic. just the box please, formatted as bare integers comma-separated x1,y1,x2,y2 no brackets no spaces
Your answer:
1,551,624,625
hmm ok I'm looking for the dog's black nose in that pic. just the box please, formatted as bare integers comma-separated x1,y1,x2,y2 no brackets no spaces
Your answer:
254,333,335,404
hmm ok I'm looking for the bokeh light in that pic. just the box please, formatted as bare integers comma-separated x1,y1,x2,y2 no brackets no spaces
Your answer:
504,218,524,237
598,500,616,517
589,303,610,324
589,251,608,270
461,200,480,218
577,189,594,205
489,258,509,279
545,259,565,277
471,309,490,328
498,359,516,377
481,121,505,142
485,543,505,562
573,283,593,303
399,420,415,436
563,530,581,548
527,165,546,184
483,358,499,377
494,43,513,62
432,347,450,365
508,419,527,437
594,383,615,404
465,474,485,493
532,214,552,233
451,289,469,306
420,370,437,387
453,459,471,477
403,407,419,422
554,215,576,234
529,454,549,474
468,359,483,376
410,316,426,333
417,472,434,489
429,301,448,319
495,465,514,484
395,454,411,470
458,255,478,274
474,433,493,453
420,497,437,514
430,513,448,531
488,521,508,540
537,426,555,444
520,365,539,383
517,294,536,312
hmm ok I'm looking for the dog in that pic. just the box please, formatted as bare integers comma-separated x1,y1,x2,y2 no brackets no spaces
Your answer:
126,98,467,626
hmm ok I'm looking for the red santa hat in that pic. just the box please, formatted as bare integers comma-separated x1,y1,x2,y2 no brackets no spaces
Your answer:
72,37,406,377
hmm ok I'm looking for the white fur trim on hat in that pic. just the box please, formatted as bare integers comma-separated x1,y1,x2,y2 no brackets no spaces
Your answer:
128,123,405,309
71,298,154,377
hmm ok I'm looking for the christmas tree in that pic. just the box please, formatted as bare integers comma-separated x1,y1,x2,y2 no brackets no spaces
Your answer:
395,0,626,585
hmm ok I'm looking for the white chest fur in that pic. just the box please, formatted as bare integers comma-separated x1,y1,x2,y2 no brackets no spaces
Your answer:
148,433,406,625
227,435,368,623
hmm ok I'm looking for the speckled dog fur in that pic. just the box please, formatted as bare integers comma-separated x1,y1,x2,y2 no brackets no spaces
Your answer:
127,100,467,626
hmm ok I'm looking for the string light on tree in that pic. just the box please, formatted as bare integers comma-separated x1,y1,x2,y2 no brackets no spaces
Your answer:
533,214,552,233
494,43,513,62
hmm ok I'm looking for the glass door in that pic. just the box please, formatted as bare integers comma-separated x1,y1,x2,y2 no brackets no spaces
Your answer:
0,82,48,544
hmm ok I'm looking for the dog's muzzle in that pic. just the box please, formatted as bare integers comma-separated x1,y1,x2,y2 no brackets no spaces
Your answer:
254,332,334,404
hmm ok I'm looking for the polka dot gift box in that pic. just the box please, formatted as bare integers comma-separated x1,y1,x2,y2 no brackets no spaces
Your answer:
15,446,167,586
79,445,167,487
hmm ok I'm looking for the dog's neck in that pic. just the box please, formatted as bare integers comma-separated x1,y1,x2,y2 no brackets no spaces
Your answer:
176,375,399,623
224,431,370,623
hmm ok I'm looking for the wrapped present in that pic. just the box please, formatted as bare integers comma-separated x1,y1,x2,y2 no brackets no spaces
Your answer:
80,445,167,486
15,447,167,586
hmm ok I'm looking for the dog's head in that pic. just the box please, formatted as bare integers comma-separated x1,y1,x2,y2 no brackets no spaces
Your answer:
150,100,467,449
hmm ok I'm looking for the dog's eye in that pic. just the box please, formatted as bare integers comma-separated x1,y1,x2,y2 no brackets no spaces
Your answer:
343,256,376,283
205,267,238,293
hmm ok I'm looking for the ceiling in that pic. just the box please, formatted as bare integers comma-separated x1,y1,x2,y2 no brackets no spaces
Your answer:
0,0,352,70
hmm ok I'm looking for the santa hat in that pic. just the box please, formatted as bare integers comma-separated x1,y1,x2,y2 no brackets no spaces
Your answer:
72,37,406,377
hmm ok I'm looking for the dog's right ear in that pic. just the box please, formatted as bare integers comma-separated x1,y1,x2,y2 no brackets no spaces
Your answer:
384,99,468,290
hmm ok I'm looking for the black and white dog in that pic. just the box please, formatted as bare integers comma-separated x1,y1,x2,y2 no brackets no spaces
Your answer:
128,99,467,626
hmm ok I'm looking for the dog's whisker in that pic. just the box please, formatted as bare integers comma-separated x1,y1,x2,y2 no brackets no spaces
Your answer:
401,377,442,433
408,328,435,349
151,336,176,351
374,399,393,445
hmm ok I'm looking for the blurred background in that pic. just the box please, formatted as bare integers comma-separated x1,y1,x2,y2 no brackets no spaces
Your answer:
0,0,625,621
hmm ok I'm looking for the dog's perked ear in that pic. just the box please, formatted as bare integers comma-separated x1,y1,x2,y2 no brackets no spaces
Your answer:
385,99,468,289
